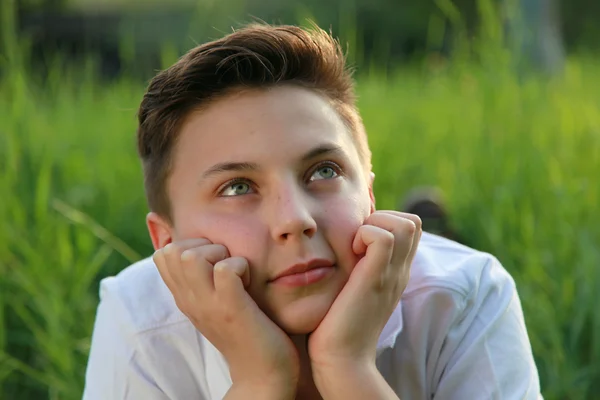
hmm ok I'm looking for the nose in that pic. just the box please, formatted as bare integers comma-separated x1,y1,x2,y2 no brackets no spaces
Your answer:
268,182,317,243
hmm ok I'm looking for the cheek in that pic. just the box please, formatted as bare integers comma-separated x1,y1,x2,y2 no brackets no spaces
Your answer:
322,193,371,262
328,186,372,227
176,211,265,257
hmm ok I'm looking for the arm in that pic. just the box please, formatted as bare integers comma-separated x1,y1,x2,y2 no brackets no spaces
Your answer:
313,362,400,400
224,382,295,400
83,280,171,400
432,257,542,399
309,211,422,400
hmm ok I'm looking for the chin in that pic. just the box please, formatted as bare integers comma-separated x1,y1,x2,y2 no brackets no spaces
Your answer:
273,294,335,335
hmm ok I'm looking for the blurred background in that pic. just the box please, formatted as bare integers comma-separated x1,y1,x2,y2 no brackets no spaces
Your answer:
1,0,599,398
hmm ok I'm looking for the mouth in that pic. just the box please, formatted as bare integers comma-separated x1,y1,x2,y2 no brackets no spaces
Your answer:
269,259,335,288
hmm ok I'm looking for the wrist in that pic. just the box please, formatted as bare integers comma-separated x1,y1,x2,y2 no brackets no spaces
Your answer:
313,361,383,399
311,354,376,381
225,379,296,400
228,372,298,400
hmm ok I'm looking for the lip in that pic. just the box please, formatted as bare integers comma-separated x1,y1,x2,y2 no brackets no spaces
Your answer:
270,259,335,282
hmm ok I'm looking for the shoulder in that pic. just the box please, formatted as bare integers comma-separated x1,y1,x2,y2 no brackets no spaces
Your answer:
98,256,188,335
406,232,515,300
388,234,541,398
87,259,228,399
399,232,519,331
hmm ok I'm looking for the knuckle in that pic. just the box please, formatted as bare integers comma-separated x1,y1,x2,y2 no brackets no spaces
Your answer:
400,218,417,236
163,242,181,257
357,224,370,235
152,250,163,266
223,257,240,268
181,248,201,264
380,229,395,246
196,237,212,246
214,244,230,259
409,214,422,231
408,220,418,234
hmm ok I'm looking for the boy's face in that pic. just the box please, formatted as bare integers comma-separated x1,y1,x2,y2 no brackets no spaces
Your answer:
148,85,375,334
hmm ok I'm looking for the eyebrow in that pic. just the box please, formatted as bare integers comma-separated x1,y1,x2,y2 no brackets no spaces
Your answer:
200,161,259,182
301,143,344,163
200,143,344,181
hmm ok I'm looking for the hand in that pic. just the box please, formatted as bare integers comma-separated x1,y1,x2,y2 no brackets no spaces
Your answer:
308,211,421,376
153,239,299,396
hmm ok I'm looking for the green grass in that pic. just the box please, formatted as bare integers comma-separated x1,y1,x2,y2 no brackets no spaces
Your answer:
364,57,600,398
2,17,600,400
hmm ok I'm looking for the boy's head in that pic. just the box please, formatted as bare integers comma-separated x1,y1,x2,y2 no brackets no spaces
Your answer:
138,23,376,334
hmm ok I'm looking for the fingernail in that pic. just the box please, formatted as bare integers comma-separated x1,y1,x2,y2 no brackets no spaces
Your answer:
214,261,228,271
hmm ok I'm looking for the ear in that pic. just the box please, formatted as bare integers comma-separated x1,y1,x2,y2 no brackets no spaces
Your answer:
146,212,174,251
368,171,376,214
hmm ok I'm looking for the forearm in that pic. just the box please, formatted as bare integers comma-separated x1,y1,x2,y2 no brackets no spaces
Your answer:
314,363,399,400
224,382,295,400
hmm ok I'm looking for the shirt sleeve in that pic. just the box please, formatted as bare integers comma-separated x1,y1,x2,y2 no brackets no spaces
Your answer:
83,279,169,400
432,256,543,400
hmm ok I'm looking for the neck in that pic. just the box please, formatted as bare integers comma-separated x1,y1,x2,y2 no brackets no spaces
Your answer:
290,335,322,400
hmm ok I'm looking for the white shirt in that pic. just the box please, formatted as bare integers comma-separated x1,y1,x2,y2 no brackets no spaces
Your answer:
83,232,542,399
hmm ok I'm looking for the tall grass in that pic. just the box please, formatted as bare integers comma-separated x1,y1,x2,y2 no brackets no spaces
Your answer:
1,1,599,398
362,57,600,398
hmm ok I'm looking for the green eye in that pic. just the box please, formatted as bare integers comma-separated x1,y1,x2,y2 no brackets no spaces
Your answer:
310,165,339,181
222,181,252,196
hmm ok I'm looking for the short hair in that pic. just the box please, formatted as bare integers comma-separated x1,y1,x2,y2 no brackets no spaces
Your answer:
136,22,370,224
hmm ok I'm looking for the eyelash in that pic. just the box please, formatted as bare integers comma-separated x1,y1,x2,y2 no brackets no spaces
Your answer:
216,161,343,197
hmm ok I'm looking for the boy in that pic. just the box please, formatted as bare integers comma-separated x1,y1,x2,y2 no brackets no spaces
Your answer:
83,23,542,399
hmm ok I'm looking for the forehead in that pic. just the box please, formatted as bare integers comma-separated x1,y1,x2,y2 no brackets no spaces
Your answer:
174,85,359,168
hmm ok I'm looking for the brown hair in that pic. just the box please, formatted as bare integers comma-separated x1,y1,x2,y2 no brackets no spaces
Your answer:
137,22,370,224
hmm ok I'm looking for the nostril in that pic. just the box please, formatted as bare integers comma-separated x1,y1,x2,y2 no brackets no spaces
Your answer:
304,227,315,238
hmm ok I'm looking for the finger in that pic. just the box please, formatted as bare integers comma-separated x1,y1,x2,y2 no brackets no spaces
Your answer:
376,210,422,233
362,211,420,267
352,228,368,256
377,211,423,265
153,248,177,293
180,244,230,293
162,238,213,289
189,243,230,265
351,224,394,279
376,210,423,242
354,212,410,256
388,212,422,265
213,257,252,305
